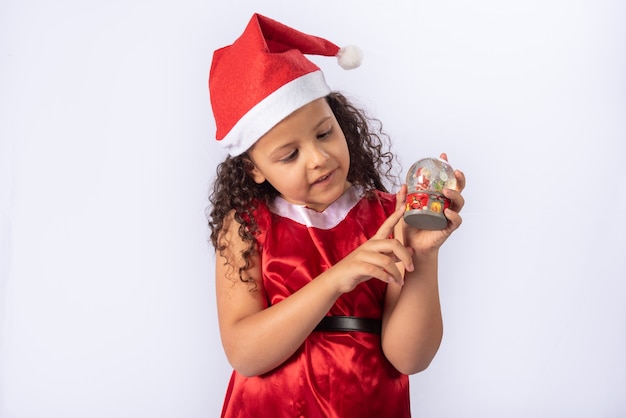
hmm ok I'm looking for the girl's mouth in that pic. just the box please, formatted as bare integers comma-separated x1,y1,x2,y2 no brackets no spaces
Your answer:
313,170,333,185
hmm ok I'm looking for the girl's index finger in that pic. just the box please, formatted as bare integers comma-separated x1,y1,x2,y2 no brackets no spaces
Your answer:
395,184,407,212
372,205,404,240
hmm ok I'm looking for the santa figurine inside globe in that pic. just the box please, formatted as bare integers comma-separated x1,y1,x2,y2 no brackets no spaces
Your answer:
404,157,457,230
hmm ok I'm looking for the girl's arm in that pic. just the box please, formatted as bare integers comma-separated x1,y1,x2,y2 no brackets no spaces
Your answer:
381,248,443,375
216,207,414,377
382,160,466,375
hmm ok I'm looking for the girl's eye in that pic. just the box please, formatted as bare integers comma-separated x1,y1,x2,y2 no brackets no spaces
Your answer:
317,127,333,140
279,149,298,163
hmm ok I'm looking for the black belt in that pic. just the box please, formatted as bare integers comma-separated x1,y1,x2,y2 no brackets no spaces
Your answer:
314,316,381,334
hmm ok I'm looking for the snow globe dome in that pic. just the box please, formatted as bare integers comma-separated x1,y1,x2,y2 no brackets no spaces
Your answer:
404,157,456,230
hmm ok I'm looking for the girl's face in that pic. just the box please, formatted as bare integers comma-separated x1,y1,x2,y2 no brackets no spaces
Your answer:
247,98,351,212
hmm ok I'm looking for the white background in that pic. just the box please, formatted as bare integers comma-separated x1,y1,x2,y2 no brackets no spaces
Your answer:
1,0,625,417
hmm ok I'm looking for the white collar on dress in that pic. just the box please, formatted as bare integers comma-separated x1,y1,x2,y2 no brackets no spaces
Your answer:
268,185,365,229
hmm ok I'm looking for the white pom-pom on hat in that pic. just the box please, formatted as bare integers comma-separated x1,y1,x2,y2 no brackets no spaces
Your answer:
337,45,363,70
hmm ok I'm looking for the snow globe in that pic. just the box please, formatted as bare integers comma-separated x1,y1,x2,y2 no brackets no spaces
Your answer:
404,157,457,230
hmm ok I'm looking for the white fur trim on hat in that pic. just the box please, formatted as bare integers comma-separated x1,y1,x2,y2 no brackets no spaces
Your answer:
219,71,331,156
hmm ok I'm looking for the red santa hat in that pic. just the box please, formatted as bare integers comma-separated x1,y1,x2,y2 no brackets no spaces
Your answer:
209,13,362,156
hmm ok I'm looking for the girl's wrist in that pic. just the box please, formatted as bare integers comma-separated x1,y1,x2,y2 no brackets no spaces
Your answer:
318,268,350,298
412,248,439,263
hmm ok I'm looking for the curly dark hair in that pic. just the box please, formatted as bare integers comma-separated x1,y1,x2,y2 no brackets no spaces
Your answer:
207,91,398,285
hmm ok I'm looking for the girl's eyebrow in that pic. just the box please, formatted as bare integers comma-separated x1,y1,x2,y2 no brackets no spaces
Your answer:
313,115,332,130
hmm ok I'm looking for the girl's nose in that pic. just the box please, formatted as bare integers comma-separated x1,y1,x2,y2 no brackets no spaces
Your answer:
307,144,330,168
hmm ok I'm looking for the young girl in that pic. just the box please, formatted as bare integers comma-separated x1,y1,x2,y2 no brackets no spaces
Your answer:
207,14,465,418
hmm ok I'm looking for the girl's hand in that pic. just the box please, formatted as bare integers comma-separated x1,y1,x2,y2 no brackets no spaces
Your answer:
330,206,415,293
399,153,466,255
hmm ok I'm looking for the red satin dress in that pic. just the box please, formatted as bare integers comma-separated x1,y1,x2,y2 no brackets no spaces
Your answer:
220,186,411,418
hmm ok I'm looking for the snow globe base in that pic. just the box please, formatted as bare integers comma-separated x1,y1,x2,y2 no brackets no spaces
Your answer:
404,191,450,230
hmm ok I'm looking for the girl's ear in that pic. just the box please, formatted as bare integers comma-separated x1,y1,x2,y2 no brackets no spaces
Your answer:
244,157,266,184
